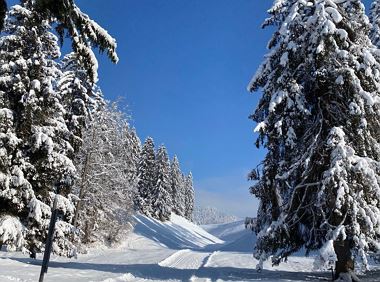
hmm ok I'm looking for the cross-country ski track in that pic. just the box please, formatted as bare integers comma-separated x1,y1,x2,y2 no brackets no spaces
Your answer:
158,249,211,270
1,213,380,281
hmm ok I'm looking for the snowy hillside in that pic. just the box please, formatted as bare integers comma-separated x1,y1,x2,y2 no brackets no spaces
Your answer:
133,213,223,249
2,213,379,281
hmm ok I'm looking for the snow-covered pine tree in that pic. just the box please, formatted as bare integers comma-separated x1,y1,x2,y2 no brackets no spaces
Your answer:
0,2,79,256
59,52,104,152
370,0,380,47
122,126,141,195
151,145,172,221
184,172,194,221
135,137,156,216
248,0,380,278
73,103,135,246
170,155,186,217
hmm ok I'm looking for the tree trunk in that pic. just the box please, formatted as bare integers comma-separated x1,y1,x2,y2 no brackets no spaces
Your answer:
334,240,359,281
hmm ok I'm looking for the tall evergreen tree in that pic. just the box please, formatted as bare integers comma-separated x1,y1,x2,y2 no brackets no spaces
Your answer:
0,2,79,256
151,145,172,221
122,126,141,194
170,155,186,217
184,172,194,221
135,137,156,216
248,0,380,278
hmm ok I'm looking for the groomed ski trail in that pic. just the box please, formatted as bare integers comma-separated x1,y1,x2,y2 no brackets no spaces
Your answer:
158,249,211,270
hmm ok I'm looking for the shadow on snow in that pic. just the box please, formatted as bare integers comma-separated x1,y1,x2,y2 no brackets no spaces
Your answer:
4,256,331,281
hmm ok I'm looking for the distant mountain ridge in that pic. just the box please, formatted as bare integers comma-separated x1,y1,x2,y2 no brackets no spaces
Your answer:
192,206,239,225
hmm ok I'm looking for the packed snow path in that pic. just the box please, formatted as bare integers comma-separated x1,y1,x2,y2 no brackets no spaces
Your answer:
158,249,211,269
0,214,379,281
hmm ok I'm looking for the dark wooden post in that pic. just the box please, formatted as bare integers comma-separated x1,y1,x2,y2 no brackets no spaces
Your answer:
39,191,60,282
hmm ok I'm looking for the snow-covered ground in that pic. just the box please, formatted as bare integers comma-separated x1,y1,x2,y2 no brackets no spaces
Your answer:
1,213,380,281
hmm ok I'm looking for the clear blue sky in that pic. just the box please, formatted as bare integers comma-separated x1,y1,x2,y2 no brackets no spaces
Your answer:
72,0,276,218
72,0,373,218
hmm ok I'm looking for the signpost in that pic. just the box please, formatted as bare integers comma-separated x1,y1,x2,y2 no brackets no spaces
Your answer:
39,192,60,282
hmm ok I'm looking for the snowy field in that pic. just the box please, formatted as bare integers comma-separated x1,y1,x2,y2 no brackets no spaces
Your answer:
1,214,380,281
